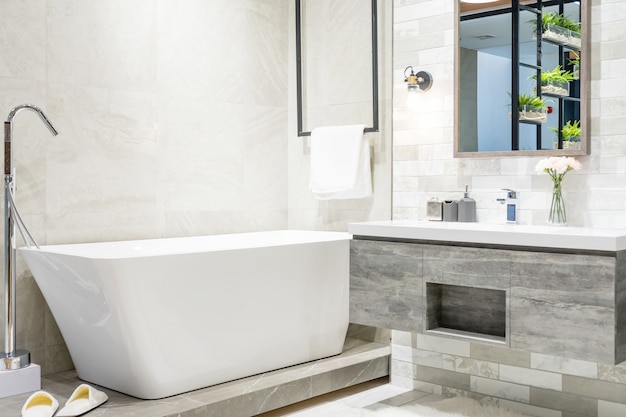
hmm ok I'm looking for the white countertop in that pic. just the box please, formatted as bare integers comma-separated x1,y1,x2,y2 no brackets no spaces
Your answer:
348,220,626,252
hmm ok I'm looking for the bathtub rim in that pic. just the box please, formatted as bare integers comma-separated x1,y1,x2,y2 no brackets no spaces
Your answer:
18,229,352,259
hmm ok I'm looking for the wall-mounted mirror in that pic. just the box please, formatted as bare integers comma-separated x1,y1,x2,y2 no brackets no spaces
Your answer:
454,0,590,157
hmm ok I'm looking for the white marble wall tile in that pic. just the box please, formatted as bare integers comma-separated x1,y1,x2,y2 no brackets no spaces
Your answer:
471,175,533,193
0,0,46,81
157,1,239,100
599,136,626,159
598,37,626,61
597,2,626,25
585,190,626,210
326,1,372,105
47,0,157,91
394,1,448,24
394,20,426,41
394,33,448,54
46,84,159,215
392,330,416,347
531,353,598,379
391,359,415,381
162,209,287,238
391,374,443,395
159,0,286,105
157,97,248,212
393,128,447,147
500,365,562,391
442,355,498,379
393,176,420,193
499,157,541,176
410,381,443,395
393,191,420,208
46,209,161,244
242,108,288,210
390,374,416,390
300,0,372,126
470,376,530,403
589,210,626,229
393,207,420,221
393,345,442,369
417,334,470,357
599,400,626,417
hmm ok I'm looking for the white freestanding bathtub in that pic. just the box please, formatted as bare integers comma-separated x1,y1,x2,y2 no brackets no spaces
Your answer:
20,230,350,399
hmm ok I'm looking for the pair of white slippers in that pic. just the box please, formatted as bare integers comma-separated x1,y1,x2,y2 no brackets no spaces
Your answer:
21,384,108,417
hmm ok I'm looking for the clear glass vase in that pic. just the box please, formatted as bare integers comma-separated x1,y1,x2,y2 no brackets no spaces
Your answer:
548,181,567,225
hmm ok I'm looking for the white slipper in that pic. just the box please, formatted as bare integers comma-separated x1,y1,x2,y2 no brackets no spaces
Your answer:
56,384,108,417
21,390,59,417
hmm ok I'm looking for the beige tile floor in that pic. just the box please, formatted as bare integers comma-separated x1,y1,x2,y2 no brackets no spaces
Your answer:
257,378,447,417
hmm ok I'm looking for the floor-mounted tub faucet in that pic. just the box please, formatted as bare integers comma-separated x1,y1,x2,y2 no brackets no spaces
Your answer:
1,104,58,371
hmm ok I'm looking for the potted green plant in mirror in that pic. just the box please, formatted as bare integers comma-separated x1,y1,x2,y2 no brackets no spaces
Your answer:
539,10,581,49
530,65,577,97
551,120,581,150
515,93,549,123
561,120,582,150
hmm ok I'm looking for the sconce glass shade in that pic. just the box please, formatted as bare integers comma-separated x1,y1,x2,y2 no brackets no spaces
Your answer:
404,67,433,110
406,90,422,111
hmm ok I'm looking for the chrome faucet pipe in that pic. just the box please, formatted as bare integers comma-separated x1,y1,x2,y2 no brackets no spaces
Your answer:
2,104,57,371
5,104,58,175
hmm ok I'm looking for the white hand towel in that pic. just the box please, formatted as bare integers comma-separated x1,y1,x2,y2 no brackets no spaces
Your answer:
308,124,372,200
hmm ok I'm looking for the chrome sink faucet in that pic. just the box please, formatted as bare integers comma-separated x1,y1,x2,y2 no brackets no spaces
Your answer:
497,188,518,224
2,104,58,371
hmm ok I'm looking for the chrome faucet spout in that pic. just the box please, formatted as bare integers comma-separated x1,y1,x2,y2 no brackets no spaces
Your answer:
6,103,58,136
4,104,58,176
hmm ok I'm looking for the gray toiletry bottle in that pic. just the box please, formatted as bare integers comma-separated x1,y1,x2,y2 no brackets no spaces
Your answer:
457,185,476,222
443,200,458,222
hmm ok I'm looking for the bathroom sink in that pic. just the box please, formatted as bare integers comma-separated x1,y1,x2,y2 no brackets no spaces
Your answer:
348,220,626,251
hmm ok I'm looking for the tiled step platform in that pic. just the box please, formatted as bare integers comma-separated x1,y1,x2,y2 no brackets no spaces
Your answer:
0,338,390,417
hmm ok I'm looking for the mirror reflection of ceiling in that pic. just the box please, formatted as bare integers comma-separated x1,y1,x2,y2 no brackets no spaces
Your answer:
460,1,580,58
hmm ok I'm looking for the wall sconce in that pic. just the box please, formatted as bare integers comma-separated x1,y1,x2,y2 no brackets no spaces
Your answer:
404,66,433,93
404,66,433,110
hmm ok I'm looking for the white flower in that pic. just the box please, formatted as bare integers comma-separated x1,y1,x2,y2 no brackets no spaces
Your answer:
535,156,581,183
535,156,581,173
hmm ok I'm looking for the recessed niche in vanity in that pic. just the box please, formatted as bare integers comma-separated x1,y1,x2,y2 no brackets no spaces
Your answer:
426,283,506,343
349,220,626,364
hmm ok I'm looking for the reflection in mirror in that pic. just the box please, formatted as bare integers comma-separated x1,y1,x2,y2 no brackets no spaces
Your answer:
455,0,589,156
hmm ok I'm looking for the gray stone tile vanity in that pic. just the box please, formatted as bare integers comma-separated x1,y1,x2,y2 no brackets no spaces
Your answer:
349,220,626,365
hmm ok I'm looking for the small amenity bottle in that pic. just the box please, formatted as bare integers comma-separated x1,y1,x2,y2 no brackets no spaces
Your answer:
457,185,476,222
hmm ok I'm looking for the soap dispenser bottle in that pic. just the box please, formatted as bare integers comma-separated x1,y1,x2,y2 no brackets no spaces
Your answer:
457,185,476,222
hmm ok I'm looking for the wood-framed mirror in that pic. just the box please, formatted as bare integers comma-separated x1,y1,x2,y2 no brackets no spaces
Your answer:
454,0,590,157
